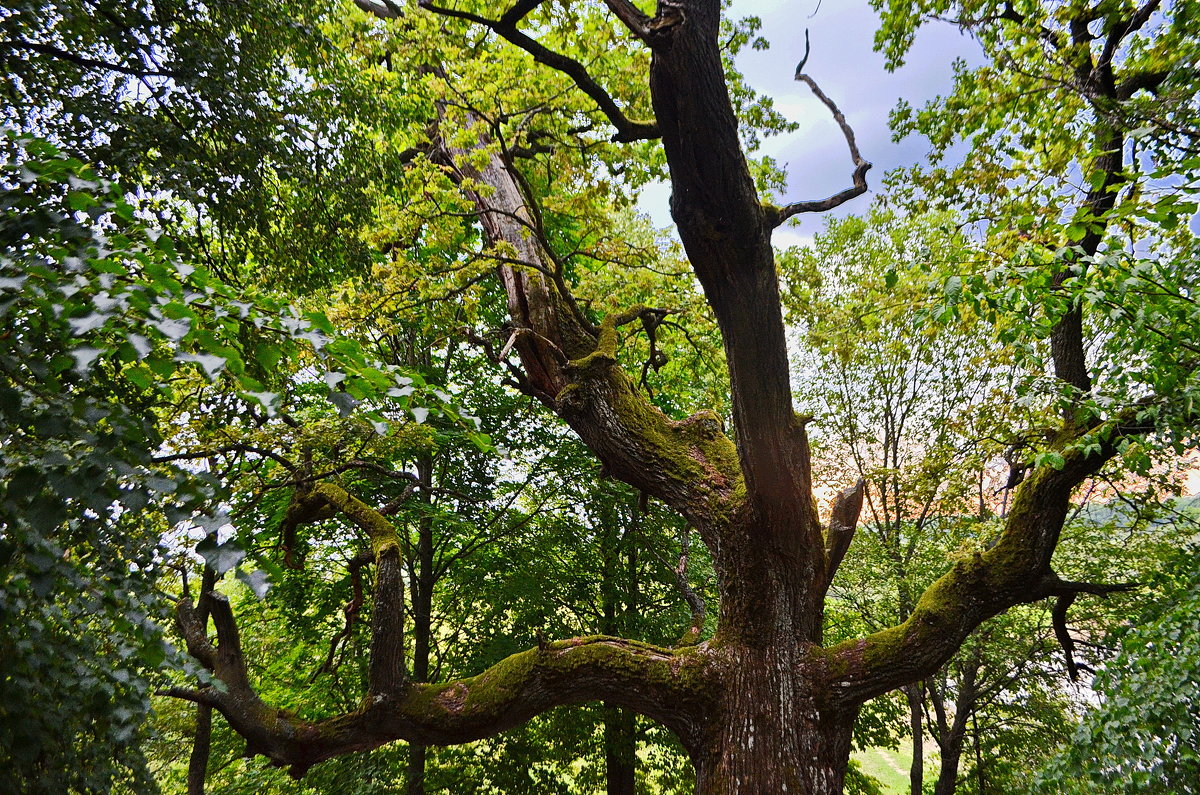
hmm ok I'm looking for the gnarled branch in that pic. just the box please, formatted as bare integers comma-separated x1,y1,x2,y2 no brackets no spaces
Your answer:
442,112,744,540
768,38,871,227
1046,577,1139,680
602,0,653,41
824,407,1157,706
175,594,714,778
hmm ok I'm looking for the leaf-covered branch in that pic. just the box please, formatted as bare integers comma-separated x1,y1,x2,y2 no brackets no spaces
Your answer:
411,0,659,142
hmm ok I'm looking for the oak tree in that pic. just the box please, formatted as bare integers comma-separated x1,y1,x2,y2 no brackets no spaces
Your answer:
160,0,1198,792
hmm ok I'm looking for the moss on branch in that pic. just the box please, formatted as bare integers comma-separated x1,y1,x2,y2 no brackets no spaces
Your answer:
180,630,717,777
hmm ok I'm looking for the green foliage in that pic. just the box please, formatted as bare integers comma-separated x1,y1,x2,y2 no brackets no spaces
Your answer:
0,137,203,793
4,1,1198,792
872,0,1200,439
1035,540,1200,795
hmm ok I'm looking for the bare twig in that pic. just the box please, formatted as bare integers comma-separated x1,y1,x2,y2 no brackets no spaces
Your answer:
770,35,871,226
1044,577,1139,681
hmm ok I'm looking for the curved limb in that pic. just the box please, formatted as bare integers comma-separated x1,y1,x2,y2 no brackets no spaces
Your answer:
359,0,658,142
174,594,715,778
823,409,1158,707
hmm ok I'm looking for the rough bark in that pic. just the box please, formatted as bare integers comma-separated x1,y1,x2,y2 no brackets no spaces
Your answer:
690,646,857,794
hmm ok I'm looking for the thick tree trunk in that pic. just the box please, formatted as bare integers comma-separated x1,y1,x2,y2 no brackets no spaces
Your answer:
690,646,857,794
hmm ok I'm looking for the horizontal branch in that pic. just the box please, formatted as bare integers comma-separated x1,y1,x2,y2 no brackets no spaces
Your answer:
152,444,296,470
174,593,714,777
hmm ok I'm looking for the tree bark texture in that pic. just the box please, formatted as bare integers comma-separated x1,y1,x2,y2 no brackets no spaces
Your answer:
187,704,212,795
169,1,1161,792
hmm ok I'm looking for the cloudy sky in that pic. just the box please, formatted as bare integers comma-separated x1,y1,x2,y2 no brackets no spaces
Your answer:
639,0,984,245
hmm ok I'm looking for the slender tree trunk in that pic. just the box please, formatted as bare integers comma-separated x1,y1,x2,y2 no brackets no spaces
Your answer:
906,683,924,795
187,704,212,795
407,455,436,795
187,564,217,795
932,722,967,795
973,710,985,795
603,702,637,795
598,497,639,793
927,661,977,795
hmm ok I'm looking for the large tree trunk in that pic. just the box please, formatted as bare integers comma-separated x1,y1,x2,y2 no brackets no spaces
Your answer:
692,647,857,794
171,3,1155,791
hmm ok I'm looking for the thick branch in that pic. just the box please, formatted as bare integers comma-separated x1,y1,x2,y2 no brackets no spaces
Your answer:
442,112,744,540
351,0,404,19
1115,68,1169,100
826,410,1154,705
602,0,653,40
498,0,547,25
172,606,714,778
1099,0,1162,71
648,0,825,641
